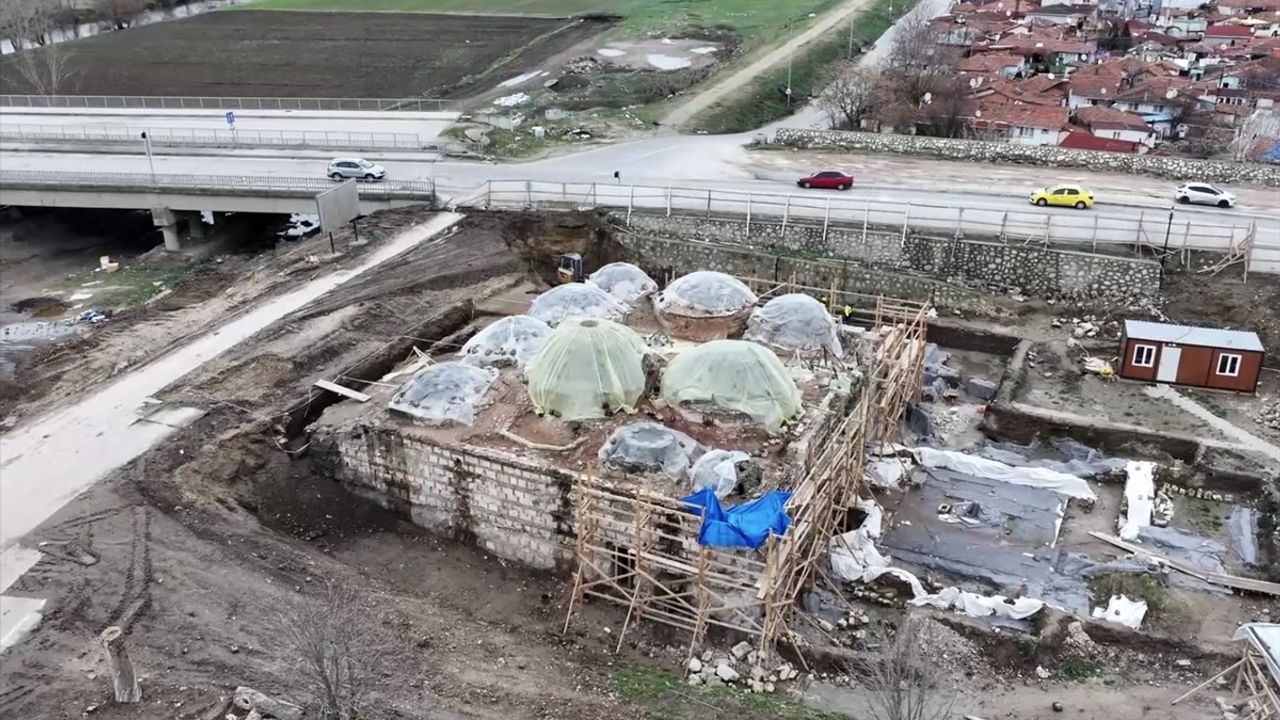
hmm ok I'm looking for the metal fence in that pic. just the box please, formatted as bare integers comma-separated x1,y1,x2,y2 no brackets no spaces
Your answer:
465,179,1265,270
0,169,436,200
0,94,456,113
1,123,428,151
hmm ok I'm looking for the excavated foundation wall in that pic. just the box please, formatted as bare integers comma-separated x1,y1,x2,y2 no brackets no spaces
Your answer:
319,424,577,569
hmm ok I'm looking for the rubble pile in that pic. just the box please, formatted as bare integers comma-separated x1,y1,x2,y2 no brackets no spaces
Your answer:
683,641,799,694
1254,398,1280,433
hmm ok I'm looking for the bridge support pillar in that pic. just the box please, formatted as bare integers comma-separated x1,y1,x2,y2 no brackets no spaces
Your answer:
186,212,207,240
151,207,181,251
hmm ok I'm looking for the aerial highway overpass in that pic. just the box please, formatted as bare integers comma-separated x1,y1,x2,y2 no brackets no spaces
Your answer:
0,170,436,249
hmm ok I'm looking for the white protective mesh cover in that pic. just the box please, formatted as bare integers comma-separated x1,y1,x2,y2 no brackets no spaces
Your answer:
525,318,648,421
528,283,629,326
745,293,843,358
690,449,751,499
459,315,551,368
597,422,700,479
661,340,802,432
389,361,497,426
653,271,757,318
588,262,658,308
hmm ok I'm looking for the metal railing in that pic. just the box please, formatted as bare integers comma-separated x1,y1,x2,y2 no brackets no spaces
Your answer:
1,123,428,151
0,170,436,200
464,180,1268,271
0,94,456,113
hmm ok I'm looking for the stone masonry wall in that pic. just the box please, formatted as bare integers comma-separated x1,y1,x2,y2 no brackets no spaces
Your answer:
328,424,575,569
620,212,1161,305
773,129,1280,187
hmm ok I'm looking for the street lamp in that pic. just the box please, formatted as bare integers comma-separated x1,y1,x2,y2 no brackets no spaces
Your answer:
140,131,157,186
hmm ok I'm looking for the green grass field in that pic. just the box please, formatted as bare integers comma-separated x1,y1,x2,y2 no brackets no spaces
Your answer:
237,0,847,44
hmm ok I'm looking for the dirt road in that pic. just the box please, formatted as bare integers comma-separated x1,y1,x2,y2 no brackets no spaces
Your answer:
0,213,463,646
660,0,877,128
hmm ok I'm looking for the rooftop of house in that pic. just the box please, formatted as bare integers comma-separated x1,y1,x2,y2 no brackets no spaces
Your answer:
989,34,1099,55
1075,104,1154,130
1205,23,1258,36
1059,129,1141,151
1124,320,1265,352
970,102,1071,128
1028,3,1097,14
958,53,1028,73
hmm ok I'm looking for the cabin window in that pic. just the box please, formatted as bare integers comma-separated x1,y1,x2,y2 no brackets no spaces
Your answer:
1132,344,1156,367
1216,354,1241,377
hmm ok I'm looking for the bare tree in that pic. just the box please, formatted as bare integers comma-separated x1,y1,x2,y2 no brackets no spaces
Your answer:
8,43,76,94
853,618,959,720
882,12,960,108
274,585,409,720
1230,109,1280,162
819,62,880,130
95,0,147,30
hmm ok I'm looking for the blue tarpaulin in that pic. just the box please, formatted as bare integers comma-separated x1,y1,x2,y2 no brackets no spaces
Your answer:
680,488,793,549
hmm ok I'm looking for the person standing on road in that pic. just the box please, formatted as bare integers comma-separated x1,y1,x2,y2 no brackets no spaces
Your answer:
613,170,621,184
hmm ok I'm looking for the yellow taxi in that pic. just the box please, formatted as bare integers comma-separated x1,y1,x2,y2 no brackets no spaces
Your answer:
1029,184,1095,209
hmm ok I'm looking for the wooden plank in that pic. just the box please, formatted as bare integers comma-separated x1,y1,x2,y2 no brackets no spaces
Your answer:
1089,532,1280,595
313,379,370,402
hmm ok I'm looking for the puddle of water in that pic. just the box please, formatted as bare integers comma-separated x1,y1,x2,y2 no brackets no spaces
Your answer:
647,53,692,70
597,48,625,58
692,46,718,55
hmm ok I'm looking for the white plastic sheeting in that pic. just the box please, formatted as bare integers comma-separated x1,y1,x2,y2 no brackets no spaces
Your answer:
690,449,752,499
1119,460,1156,541
913,447,1098,501
389,362,498,426
459,315,551,368
661,340,802,432
588,262,658,308
598,422,700,479
744,293,843,358
653,271,757,318
525,318,648,421
528,283,629,326
1092,595,1148,629
829,498,1045,621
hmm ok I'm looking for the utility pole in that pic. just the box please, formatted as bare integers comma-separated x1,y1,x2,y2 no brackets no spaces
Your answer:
140,131,156,186
848,15,855,59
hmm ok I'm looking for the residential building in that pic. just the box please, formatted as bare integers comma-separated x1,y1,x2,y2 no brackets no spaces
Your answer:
958,52,1031,76
1025,3,1099,23
968,104,1071,143
1074,104,1158,144
1203,23,1257,45
1059,128,1142,150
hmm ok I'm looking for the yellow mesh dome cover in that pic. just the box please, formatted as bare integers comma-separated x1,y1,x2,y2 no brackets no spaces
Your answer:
660,340,801,432
525,318,648,421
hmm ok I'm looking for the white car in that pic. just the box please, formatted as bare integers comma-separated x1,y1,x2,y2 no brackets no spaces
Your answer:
327,157,386,181
1174,183,1235,208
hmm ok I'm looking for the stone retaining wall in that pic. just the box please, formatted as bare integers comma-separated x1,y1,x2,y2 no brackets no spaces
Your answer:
620,212,1161,306
774,129,1280,187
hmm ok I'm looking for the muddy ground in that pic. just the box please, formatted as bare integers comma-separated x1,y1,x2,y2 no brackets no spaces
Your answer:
0,12,608,99
0,208,1266,720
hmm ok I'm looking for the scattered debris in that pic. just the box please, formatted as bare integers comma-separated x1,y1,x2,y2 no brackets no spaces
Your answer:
1092,594,1148,629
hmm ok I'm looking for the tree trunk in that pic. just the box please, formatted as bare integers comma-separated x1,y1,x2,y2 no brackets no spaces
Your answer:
100,626,142,703
233,686,303,720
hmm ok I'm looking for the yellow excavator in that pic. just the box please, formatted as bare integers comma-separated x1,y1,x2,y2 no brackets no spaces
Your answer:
556,253,584,284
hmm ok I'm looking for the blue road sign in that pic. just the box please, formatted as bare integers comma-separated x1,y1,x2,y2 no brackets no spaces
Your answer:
225,111,235,127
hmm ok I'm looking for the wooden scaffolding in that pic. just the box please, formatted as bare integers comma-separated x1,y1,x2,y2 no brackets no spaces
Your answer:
1173,624,1279,719
562,286,930,660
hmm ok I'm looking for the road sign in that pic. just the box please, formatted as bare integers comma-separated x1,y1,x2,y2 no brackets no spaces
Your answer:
224,111,235,127
315,180,360,233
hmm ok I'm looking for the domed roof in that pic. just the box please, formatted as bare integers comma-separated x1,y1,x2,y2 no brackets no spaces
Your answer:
526,318,648,421
459,315,551,368
389,361,497,426
528,283,629,326
653,271,757,318
588,262,658,307
597,422,700,479
745,293,843,358
661,340,801,432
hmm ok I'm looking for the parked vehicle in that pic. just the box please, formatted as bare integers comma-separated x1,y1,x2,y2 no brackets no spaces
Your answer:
796,171,854,190
1029,183,1094,209
1175,183,1236,208
327,157,386,181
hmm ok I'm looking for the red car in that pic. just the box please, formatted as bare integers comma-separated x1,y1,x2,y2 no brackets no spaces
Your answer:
797,170,854,190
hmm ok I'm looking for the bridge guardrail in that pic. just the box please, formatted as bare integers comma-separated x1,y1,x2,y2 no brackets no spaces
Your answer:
464,179,1263,272
0,94,456,113
0,170,436,200
1,123,428,151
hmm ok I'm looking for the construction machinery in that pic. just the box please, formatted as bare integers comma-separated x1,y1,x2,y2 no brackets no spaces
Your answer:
557,253,584,284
